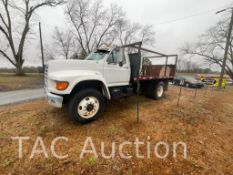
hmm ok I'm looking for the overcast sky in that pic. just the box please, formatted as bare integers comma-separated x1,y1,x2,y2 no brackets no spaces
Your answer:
1,0,233,68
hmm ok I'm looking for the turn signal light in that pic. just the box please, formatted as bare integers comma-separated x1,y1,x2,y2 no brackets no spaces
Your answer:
56,81,69,90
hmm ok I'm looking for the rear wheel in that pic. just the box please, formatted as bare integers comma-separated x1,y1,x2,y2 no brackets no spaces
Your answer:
147,81,165,100
154,82,165,99
68,89,105,124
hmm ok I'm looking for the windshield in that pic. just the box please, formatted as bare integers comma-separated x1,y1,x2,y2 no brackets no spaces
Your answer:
183,76,196,81
85,50,109,61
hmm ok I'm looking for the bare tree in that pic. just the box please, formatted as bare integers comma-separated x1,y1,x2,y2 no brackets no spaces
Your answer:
140,25,156,46
176,58,187,71
181,18,233,79
115,19,141,46
66,0,124,57
53,27,76,60
114,18,155,46
44,44,56,61
0,0,64,75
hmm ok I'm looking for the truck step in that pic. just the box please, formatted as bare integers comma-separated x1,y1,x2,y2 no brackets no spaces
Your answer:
109,87,133,99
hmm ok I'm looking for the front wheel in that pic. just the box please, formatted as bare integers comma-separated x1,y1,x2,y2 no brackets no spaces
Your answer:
68,89,105,124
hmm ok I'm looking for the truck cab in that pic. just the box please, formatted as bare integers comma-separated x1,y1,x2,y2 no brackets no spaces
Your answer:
45,43,177,124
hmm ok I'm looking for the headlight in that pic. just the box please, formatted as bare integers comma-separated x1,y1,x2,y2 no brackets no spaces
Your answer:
56,81,69,90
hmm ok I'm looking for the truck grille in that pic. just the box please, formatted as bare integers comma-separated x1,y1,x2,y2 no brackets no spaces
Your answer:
44,65,48,91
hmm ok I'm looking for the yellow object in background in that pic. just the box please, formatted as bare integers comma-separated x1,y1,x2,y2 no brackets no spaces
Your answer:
200,76,205,82
213,78,226,88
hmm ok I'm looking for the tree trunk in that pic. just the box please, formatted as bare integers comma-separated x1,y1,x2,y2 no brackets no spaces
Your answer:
16,63,24,76
229,70,233,80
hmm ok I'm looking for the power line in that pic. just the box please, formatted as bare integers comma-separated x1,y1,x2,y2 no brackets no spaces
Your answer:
154,5,232,26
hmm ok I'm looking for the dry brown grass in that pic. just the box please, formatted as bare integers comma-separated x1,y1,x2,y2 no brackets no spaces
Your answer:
0,74,43,91
0,86,233,174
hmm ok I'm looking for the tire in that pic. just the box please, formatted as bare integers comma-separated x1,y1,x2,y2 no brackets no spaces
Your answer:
185,83,190,88
68,89,105,124
147,81,165,100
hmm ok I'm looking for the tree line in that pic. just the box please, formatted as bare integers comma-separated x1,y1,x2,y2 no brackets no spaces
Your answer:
0,0,64,75
181,17,233,80
1,0,233,80
52,0,155,60
176,59,213,74
0,0,155,75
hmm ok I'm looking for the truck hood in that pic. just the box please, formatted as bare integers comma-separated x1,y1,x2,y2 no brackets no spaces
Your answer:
49,70,102,81
47,59,103,74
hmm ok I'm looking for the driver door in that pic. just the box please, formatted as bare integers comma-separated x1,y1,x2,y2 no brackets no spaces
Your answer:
104,48,130,86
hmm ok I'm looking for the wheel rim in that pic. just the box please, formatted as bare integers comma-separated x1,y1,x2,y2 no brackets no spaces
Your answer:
157,85,164,97
186,83,189,87
77,96,100,119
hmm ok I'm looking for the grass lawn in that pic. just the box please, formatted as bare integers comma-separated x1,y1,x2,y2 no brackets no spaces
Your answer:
0,86,233,174
0,74,43,91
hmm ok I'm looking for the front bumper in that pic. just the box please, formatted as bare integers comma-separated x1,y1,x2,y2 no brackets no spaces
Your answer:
47,93,63,108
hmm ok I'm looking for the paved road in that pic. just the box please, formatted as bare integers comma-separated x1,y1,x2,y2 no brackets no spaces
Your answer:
0,88,45,106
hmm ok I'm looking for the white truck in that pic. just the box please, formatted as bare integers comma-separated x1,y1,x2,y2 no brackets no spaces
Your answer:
45,42,177,124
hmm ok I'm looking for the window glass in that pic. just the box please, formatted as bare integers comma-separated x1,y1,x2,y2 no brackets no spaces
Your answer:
107,48,125,64
107,51,115,64
85,50,109,61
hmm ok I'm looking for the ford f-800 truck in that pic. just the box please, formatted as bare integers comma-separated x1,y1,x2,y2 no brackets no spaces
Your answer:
45,42,177,124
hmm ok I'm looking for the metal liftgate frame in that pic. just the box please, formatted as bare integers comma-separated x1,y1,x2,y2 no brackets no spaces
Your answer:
118,41,178,123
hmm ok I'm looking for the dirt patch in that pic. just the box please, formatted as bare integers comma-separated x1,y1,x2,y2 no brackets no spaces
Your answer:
0,74,43,91
0,86,233,174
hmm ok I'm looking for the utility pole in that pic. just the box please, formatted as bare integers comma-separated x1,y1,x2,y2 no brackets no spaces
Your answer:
216,8,233,88
39,22,45,73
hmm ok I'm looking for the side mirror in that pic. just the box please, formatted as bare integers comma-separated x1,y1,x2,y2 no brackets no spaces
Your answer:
119,62,123,67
